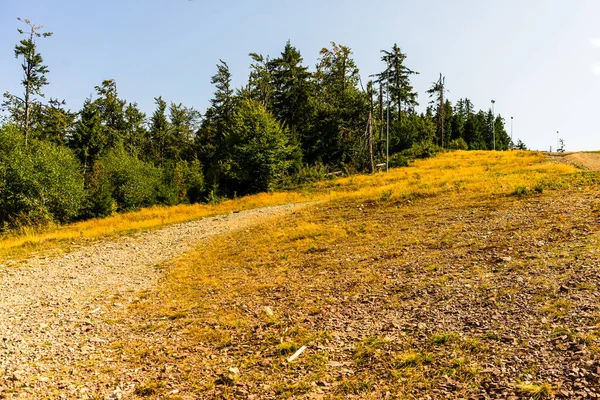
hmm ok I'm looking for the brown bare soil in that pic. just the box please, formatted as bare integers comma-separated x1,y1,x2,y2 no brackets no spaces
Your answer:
548,152,600,172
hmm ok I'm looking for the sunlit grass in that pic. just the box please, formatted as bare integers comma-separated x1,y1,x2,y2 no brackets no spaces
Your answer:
119,150,600,397
0,150,580,261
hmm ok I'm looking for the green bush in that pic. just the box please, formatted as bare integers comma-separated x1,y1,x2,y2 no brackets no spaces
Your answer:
448,138,469,150
224,99,297,194
389,153,409,168
93,146,161,212
158,159,205,205
277,163,328,189
0,124,86,229
404,141,442,159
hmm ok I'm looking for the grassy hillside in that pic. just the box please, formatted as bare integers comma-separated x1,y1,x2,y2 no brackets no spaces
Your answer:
0,151,574,261
104,150,600,399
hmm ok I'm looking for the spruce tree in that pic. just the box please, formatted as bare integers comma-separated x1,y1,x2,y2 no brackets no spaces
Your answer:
270,41,313,149
150,96,169,164
2,18,53,145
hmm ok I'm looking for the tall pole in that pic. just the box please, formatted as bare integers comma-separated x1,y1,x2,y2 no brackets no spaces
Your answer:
557,131,559,152
386,71,390,173
510,116,513,145
491,100,496,151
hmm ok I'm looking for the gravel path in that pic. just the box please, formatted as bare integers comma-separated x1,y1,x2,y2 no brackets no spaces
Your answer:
548,151,600,171
0,203,306,399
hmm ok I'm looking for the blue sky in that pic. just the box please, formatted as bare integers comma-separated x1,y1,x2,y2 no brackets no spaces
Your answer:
1,0,599,150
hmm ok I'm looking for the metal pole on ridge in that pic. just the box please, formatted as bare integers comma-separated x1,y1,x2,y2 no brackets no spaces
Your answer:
491,100,496,151
386,71,390,173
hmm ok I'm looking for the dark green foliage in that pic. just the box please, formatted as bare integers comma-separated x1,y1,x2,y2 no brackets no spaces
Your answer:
70,97,105,169
2,18,530,230
222,99,298,194
448,137,469,150
515,139,528,150
309,42,369,167
157,160,205,205
404,141,442,159
0,124,85,229
389,153,409,168
94,146,161,211
270,41,314,149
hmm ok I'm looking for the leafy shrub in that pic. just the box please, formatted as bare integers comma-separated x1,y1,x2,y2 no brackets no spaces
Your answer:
156,159,205,205
448,138,469,150
223,99,298,194
404,141,442,159
0,124,86,229
512,186,531,196
277,163,328,189
91,146,161,212
389,153,409,168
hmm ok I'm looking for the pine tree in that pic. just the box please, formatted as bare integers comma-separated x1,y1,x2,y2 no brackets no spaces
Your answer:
311,42,368,165
270,41,313,148
195,61,236,186
2,18,53,145
426,73,447,147
374,44,419,126
123,102,148,157
150,96,169,164
168,102,200,161
36,98,76,146
223,99,297,194
70,98,104,169
246,53,273,109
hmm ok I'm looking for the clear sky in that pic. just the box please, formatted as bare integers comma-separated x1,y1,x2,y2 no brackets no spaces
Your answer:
1,0,599,151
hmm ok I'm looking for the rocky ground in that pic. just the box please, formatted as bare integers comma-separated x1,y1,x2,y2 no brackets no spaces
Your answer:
122,189,600,399
0,204,306,399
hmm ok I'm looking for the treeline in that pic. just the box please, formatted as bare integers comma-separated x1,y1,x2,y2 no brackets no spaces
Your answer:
0,19,522,230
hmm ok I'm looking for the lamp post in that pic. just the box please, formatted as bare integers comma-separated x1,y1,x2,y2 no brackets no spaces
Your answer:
510,116,513,146
386,72,390,173
491,100,496,150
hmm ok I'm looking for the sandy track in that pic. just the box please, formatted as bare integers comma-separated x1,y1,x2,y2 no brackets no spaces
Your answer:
548,151,600,171
0,203,306,398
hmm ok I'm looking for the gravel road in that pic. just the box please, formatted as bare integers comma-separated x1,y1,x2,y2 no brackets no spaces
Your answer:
0,203,306,399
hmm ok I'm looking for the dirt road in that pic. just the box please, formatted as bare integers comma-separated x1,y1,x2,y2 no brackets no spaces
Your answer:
0,203,306,398
548,151,600,171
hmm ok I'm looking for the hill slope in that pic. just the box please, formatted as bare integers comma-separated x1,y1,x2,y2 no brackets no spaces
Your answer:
1,151,599,399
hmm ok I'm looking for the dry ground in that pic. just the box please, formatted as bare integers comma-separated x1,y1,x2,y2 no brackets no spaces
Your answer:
548,152,600,172
1,151,599,399
0,204,307,399
125,187,600,399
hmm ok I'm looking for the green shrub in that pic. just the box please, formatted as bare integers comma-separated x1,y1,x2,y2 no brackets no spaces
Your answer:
93,146,161,212
223,99,298,194
448,138,469,150
0,124,86,229
389,153,409,168
157,159,205,205
277,163,328,189
404,141,442,159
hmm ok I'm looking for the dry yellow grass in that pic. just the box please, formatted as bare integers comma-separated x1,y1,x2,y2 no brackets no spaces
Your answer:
119,150,597,398
0,150,578,262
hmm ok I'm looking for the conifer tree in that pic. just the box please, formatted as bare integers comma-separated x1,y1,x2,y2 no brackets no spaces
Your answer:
374,44,419,126
246,53,273,109
2,18,53,145
270,41,313,148
150,96,169,164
